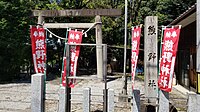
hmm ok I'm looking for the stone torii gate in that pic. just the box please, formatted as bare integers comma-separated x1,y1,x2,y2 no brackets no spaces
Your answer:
32,9,121,79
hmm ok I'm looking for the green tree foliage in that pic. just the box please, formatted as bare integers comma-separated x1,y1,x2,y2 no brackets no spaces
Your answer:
0,0,34,81
131,0,196,25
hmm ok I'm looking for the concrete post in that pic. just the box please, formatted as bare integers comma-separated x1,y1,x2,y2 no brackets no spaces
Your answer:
83,88,91,112
58,86,66,112
144,16,158,102
158,90,169,112
108,89,115,112
187,93,196,112
187,93,200,112
95,15,103,80
132,90,140,112
197,94,200,111
31,73,45,112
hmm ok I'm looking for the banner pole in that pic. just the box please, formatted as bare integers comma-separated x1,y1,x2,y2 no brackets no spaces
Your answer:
158,26,165,94
60,29,68,86
158,26,165,76
44,27,47,93
122,0,128,95
65,44,71,112
157,26,165,112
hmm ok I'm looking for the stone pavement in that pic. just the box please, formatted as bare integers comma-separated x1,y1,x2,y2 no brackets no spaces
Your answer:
169,86,188,112
170,84,196,112
0,75,191,112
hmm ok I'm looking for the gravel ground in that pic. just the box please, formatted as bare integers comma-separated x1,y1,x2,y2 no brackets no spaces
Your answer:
45,75,144,112
0,75,187,112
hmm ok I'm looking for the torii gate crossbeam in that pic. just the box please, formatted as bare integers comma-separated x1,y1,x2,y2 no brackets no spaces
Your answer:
33,9,121,80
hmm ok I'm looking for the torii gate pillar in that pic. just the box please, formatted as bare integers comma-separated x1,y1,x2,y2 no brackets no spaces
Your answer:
95,16,103,79
38,16,44,25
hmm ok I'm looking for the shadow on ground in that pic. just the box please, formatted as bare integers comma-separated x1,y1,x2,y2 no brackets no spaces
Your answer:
0,72,60,84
